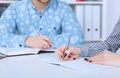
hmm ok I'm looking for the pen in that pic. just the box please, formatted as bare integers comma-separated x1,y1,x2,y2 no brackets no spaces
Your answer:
63,34,71,57
48,29,56,49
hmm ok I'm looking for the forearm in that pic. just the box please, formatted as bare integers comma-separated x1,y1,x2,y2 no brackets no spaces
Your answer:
0,33,28,48
80,41,120,57
80,41,110,57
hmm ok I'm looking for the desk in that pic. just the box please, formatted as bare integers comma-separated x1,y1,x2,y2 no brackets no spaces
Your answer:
0,53,120,78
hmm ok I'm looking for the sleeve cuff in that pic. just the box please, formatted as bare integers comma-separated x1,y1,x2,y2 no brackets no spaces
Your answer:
18,35,29,47
79,45,88,57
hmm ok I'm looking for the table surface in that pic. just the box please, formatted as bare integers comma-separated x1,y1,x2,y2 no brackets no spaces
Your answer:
0,53,120,78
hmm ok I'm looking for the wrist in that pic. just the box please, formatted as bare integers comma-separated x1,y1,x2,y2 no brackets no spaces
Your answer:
79,45,88,57
77,47,81,57
25,36,32,46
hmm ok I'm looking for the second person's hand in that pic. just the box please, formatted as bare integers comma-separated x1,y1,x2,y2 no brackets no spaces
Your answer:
25,34,52,49
85,50,120,66
56,46,80,61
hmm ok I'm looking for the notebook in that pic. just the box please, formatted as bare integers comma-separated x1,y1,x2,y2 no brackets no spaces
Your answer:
0,47,54,58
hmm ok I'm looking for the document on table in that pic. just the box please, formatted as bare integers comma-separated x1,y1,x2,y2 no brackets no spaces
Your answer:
39,53,115,72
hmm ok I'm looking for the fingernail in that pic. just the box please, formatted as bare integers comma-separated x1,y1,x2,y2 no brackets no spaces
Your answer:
84,58,88,61
63,53,67,57
73,58,76,60
60,55,63,58
68,56,71,58
89,60,92,62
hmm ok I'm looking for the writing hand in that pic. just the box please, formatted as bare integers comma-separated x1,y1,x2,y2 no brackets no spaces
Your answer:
25,34,52,49
56,46,80,61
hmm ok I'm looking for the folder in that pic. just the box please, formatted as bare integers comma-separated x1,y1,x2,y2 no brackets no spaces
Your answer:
92,5,101,40
84,5,93,41
75,5,84,29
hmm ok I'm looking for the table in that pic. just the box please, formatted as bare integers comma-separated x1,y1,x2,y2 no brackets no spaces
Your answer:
0,53,120,78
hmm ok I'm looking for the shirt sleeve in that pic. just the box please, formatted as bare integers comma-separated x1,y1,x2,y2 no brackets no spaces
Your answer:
0,4,28,48
53,3,83,48
80,17,120,57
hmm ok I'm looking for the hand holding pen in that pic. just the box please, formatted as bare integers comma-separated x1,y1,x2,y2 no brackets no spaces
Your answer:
56,45,81,61
62,35,72,58
25,34,52,50
56,35,80,61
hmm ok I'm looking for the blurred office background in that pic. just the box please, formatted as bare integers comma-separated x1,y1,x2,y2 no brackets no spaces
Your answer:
107,0,120,36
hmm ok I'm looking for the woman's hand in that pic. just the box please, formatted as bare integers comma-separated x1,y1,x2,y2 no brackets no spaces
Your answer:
56,46,80,61
85,50,120,66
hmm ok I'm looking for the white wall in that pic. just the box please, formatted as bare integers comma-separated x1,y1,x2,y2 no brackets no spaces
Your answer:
107,0,120,36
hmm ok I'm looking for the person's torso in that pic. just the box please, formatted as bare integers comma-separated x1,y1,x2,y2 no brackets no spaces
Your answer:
13,0,66,37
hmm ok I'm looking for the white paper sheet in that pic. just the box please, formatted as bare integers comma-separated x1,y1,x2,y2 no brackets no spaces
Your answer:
39,54,115,72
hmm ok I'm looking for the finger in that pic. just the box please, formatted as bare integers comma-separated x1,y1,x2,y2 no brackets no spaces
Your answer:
71,55,77,60
55,48,64,59
87,53,107,65
56,46,65,54
34,45,43,49
41,35,52,46
55,45,67,60
63,50,72,61
28,40,43,49
88,53,102,61
65,55,77,61
58,55,63,61
90,60,105,65
41,40,51,49
34,38,50,49
55,49,63,56
87,56,103,63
